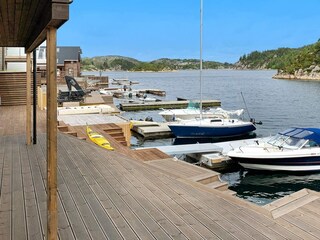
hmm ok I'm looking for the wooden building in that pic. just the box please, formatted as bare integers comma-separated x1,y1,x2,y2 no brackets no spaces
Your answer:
0,45,82,83
37,45,82,83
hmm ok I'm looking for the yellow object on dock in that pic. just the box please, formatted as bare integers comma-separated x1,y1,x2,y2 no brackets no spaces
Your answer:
86,126,114,150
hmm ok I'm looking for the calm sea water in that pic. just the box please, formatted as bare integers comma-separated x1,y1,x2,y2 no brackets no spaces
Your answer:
85,70,320,205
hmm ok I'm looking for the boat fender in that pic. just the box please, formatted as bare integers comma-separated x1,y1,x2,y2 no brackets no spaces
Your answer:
250,118,263,125
145,116,153,122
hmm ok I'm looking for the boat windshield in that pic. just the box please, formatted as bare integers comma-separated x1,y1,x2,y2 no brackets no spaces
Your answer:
267,134,307,149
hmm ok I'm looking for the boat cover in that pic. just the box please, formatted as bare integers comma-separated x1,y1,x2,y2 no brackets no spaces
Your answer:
279,127,320,144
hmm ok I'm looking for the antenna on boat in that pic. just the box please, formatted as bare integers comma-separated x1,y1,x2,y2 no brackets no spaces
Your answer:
240,92,263,125
199,0,203,120
240,92,251,119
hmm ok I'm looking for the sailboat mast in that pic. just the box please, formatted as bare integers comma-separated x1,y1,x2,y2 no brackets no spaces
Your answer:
199,0,203,120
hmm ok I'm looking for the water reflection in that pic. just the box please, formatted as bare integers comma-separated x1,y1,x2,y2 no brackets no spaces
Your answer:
222,170,320,205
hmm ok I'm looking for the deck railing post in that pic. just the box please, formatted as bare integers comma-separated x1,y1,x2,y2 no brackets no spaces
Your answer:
33,50,37,144
46,26,58,240
26,52,32,145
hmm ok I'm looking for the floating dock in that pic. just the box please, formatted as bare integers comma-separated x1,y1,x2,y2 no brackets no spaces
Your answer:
120,99,221,111
140,138,266,170
131,121,173,139
139,89,166,96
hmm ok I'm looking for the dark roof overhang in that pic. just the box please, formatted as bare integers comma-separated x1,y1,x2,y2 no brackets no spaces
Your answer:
0,0,70,52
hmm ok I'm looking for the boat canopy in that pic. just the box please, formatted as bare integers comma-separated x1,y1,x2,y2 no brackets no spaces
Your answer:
279,127,320,144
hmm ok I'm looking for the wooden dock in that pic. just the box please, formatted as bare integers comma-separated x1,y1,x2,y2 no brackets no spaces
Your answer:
131,121,173,139
120,99,221,111
2,106,320,239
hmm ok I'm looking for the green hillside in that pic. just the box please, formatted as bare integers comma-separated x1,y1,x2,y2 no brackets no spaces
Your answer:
236,40,320,78
81,55,233,72
82,41,320,79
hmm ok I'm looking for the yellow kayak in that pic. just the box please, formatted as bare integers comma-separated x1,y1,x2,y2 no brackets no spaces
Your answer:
86,126,114,151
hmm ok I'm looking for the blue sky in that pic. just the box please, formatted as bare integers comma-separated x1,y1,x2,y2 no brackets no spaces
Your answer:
58,0,320,63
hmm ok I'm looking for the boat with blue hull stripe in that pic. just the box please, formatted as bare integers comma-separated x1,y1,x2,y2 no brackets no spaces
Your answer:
228,127,320,172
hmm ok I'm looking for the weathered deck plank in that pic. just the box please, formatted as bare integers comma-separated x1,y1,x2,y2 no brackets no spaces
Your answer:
29,138,48,238
2,105,320,239
12,137,27,240
71,135,241,239
0,136,13,239
115,155,258,239
60,136,163,240
20,137,44,240
64,135,191,240
54,134,124,240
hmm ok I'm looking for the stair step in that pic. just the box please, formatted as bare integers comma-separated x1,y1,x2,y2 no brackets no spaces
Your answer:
188,172,220,184
66,131,78,137
263,189,320,219
224,189,237,196
109,133,124,138
103,128,122,133
57,125,69,132
113,136,126,141
205,181,229,191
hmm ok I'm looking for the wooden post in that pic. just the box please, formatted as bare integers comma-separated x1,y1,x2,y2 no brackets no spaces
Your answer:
33,50,37,144
26,52,32,145
46,27,58,240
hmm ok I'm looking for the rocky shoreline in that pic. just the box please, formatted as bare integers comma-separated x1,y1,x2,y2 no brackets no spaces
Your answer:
273,65,320,80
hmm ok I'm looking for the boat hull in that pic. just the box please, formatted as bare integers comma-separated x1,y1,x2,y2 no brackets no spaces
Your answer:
230,154,320,171
168,123,256,138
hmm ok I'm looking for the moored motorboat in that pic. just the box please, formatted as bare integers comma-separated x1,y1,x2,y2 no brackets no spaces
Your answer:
168,117,256,138
228,127,320,171
159,105,244,122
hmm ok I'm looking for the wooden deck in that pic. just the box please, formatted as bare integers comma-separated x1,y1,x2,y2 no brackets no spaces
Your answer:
2,106,320,239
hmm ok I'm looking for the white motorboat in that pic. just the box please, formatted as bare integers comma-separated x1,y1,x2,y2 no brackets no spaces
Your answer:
159,105,244,122
228,127,320,171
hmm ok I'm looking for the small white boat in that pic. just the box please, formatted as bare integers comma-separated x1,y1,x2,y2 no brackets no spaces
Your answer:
111,78,139,85
138,94,158,102
228,127,320,171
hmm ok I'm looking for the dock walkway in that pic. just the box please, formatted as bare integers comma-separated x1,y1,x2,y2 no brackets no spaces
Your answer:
120,99,221,111
1,106,320,239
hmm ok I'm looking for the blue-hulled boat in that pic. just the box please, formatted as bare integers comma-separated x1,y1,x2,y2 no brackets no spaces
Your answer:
167,0,256,140
228,127,320,171
168,118,256,138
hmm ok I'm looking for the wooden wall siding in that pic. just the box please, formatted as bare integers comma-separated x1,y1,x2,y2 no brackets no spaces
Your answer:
0,47,4,70
0,72,41,106
64,61,81,77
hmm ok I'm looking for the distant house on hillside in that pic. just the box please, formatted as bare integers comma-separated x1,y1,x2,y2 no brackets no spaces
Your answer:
37,45,82,83
0,45,82,83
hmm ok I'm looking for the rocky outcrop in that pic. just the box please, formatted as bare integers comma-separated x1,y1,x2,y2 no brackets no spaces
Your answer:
273,65,320,80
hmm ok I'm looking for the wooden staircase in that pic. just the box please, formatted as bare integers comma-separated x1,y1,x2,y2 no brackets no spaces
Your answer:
57,122,128,146
102,123,127,146
146,158,235,196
